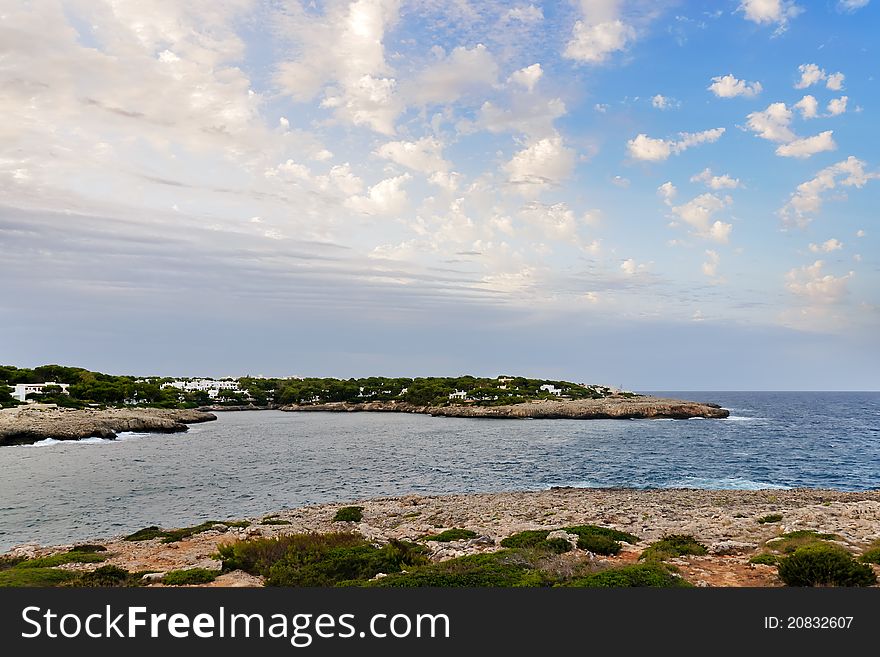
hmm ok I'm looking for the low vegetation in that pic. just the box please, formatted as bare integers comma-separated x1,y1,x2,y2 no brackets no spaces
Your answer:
424,528,478,542
124,520,250,543
757,514,783,524
749,553,780,566
859,547,880,564
563,563,692,588
500,530,571,554
639,535,708,562
13,548,108,569
563,525,639,556
218,532,429,587
332,507,364,523
764,530,838,555
777,544,876,587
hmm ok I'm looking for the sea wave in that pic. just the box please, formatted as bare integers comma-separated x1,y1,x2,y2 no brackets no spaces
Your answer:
25,436,113,447
660,477,790,490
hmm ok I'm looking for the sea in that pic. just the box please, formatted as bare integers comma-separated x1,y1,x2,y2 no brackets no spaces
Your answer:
0,391,877,551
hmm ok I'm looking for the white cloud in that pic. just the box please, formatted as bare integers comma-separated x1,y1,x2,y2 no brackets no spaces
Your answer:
564,15,636,64
412,44,498,106
657,181,678,205
779,156,880,227
856,229,866,237
503,134,576,196
594,103,609,113
702,249,721,277
691,168,741,190
707,74,762,98
627,128,725,161
795,63,826,89
670,193,733,243
275,0,404,134
826,72,845,90
519,202,586,245
794,95,818,119
506,4,544,22
346,173,411,215
509,63,543,92
838,0,870,11
620,258,649,275
651,94,677,110
775,131,836,158
746,102,795,142
827,96,848,116
466,96,566,140
376,137,450,174
794,64,845,91
739,0,802,30
808,238,843,253
786,260,854,303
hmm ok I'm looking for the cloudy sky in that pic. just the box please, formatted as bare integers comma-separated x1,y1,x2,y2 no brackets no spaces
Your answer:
1,0,878,389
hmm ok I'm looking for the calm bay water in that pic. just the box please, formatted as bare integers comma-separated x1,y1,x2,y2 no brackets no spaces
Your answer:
0,391,877,550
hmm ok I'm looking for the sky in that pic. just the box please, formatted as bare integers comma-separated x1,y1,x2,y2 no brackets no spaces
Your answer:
1,0,878,390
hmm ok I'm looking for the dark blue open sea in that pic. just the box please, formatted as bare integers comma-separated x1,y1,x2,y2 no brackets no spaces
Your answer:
0,392,877,550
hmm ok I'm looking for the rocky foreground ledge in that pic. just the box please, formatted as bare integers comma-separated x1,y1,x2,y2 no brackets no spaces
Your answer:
0,406,216,446
6,488,878,587
281,395,729,419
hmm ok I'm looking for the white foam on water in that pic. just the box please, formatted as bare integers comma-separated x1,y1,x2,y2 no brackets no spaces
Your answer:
26,438,61,448
725,415,765,422
662,477,790,490
116,432,151,441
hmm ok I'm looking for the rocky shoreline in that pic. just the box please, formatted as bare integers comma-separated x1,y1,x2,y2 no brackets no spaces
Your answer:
0,406,217,446
7,488,878,587
280,395,730,419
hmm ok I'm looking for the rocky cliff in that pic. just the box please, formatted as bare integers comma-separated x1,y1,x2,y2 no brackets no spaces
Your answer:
0,407,216,446
280,395,729,419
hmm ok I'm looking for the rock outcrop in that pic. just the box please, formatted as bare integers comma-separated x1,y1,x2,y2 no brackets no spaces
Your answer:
0,406,216,446
280,395,730,420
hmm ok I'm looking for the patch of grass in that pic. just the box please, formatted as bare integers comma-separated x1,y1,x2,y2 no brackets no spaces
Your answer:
749,553,780,566
563,563,692,588
333,506,364,523
15,550,107,569
162,568,219,586
218,532,429,587
73,565,144,587
499,530,571,554
757,514,783,524
424,528,478,542
0,567,78,587
639,535,708,562
260,519,292,525
0,555,26,571
765,530,838,554
125,521,249,543
71,544,107,553
777,544,876,587
365,550,552,588
561,525,639,556
858,547,880,564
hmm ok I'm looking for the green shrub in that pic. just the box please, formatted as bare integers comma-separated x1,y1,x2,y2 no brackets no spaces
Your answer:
333,507,364,522
424,528,478,542
500,530,550,548
218,532,428,587
765,530,838,554
261,519,292,525
564,563,692,588
0,567,78,587
757,514,783,524
15,550,107,568
162,568,219,586
366,550,552,588
749,553,779,566
777,544,876,587
0,555,25,571
499,530,571,554
125,521,247,543
71,544,107,553
74,565,137,587
859,548,880,564
560,525,638,556
640,535,708,562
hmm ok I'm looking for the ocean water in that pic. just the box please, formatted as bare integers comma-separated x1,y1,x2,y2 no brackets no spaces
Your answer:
0,391,877,550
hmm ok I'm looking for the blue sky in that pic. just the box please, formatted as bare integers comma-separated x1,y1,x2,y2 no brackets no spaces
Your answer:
1,0,878,389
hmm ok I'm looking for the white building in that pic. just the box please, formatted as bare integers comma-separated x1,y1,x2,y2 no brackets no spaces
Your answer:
162,378,241,399
10,382,70,402
448,390,468,400
539,384,563,396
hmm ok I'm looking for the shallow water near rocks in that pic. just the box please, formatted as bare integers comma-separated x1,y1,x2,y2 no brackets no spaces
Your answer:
0,391,877,550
